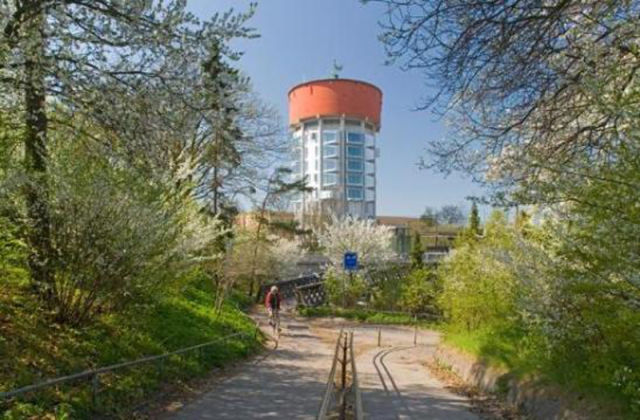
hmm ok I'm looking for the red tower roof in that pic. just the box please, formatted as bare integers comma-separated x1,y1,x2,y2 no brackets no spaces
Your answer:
288,79,382,130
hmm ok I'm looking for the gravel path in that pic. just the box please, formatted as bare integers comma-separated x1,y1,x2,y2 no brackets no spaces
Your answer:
164,315,478,419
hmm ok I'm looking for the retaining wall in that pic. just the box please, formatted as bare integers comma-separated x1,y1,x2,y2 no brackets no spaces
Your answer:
433,344,614,419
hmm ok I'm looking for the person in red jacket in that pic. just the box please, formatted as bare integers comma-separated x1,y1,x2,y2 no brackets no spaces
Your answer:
265,285,281,328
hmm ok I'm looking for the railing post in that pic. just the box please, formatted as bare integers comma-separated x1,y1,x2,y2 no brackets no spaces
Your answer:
377,328,381,347
414,314,418,345
340,332,348,420
342,333,347,390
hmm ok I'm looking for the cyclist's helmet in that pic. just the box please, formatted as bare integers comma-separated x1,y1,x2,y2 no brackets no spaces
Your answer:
271,285,278,293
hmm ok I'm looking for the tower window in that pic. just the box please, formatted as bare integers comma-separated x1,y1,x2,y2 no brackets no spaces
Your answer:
347,132,365,144
323,173,338,186
324,158,338,171
347,187,363,200
323,145,338,158
322,131,338,145
347,173,363,185
347,145,363,158
347,159,363,171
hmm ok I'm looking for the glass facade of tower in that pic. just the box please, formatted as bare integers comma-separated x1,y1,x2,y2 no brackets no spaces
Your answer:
290,118,378,219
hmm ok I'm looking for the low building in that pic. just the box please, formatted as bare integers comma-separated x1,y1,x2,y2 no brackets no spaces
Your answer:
235,210,295,231
234,211,460,260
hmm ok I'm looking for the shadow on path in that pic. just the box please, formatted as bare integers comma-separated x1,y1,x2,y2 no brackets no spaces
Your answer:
164,313,334,420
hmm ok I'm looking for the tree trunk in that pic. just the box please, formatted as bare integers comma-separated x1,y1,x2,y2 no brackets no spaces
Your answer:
248,200,268,300
23,11,53,297
212,164,219,214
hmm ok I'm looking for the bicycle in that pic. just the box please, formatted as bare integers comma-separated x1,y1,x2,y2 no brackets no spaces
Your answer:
269,309,281,340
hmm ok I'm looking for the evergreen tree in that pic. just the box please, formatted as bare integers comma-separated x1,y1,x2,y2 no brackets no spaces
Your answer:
469,202,481,236
410,232,424,269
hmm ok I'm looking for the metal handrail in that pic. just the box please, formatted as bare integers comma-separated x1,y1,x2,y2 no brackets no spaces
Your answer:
309,307,441,320
1,323,260,402
295,282,324,291
318,329,365,420
349,332,364,420
317,328,344,419
366,309,441,320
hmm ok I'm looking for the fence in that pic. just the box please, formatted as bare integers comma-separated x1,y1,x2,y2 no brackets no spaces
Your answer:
317,329,364,420
295,281,326,307
0,323,261,411
261,273,321,300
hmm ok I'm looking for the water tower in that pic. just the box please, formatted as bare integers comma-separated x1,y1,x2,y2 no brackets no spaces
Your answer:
288,78,382,221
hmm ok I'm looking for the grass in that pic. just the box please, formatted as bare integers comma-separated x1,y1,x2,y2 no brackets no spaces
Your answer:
441,324,636,419
0,271,262,419
298,306,440,329
442,324,533,373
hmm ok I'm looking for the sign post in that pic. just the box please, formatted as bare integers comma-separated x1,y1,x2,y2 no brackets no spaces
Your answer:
343,252,358,308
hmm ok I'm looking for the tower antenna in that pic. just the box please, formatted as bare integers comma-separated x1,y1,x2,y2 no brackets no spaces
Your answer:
331,59,343,79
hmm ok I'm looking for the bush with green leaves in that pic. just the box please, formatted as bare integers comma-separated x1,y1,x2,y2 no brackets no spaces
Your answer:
367,264,410,311
323,267,367,308
438,211,519,331
400,268,438,314
437,207,640,412
0,216,26,282
42,139,226,324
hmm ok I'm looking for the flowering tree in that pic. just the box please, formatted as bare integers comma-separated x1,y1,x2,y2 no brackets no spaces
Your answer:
370,2,640,408
270,236,306,279
316,215,396,268
0,0,255,298
217,229,305,312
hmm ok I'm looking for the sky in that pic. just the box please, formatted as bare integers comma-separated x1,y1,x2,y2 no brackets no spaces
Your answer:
188,0,485,218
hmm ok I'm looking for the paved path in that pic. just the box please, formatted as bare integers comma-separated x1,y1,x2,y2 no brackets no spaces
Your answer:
165,312,333,419
350,325,479,420
165,317,478,419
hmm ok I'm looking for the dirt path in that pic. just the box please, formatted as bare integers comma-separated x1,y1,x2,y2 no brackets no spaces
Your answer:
163,316,479,419
164,311,334,419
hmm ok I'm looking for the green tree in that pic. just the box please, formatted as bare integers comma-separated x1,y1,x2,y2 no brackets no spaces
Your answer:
436,204,464,225
469,202,481,236
400,268,437,315
420,207,438,227
1,0,256,298
438,211,517,330
371,4,640,408
410,232,424,269
323,267,367,309
247,167,311,299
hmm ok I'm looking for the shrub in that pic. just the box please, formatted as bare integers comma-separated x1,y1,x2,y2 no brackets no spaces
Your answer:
400,268,438,314
44,140,226,324
368,264,410,311
323,267,367,308
437,211,518,331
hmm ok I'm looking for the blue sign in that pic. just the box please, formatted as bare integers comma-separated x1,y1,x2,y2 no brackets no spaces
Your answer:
343,252,358,271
